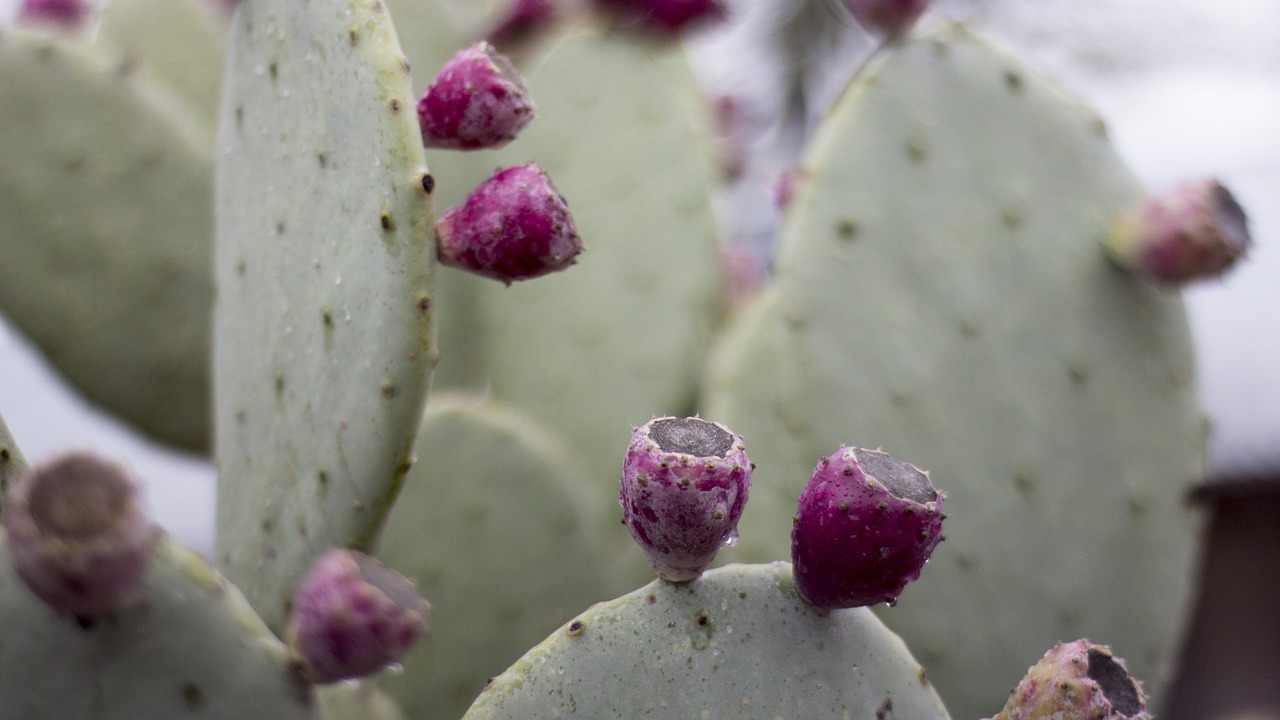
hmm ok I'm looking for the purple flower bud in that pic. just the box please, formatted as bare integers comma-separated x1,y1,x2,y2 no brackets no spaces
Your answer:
485,0,562,55
983,640,1150,720
791,447,943,610
842,0,929,39
285,549,431,684
2,452,159,618
619,417,752,582
1105,178,1251,285
16,0,92,29
591,0,727,38
416,42,534,151
435,163,583,284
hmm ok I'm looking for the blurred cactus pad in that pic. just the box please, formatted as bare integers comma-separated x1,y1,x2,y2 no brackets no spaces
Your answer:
0,0,1213,716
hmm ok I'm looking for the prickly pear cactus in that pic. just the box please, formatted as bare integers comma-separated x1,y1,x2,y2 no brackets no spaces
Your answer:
376,395,622,719
0,533,317,720
316,682,405,720
430,29,726,493
704,25,1204,719
0,28,214,453
462,562,953,719
213,0,436,631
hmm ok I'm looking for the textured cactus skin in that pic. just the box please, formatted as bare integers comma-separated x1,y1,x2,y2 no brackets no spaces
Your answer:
0,533,317,720
462,562,953,720
213,0,436,632
375,395,621,720
429,30,725,504
0,29,213,453
0,413,26,507
703,26,1204,720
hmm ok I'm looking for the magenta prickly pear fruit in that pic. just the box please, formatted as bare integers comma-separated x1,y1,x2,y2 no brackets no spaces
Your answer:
435,162,583,284
285,549,431,684
620,417,752,582
17,0,92,29
1105,178,1251,284
791,447,943,610
2,452,159,618
591,0,727,38
842,0,928,39
983,640,1150,720
416,41,534,151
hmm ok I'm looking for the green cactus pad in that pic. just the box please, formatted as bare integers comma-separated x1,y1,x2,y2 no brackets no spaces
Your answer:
376,395,621,720
0,534,316,720
0,412,28,512
95,0,228,134
318,682,405,720
0,29,213,453
213,0,436,631
431,30,726,493
462,562,953,719
703,25,1204,719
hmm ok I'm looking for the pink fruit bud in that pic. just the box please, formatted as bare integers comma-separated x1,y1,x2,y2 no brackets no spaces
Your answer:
791,447,943,610
435,163,583,284
17,0,91,29
485,0,562,54
2,452,159,618
1105,178,1251,285
620,417,752,582
843,0,928,39
285,549,431,684
591,0,727,38
416,42,535,151
983,640,1150,720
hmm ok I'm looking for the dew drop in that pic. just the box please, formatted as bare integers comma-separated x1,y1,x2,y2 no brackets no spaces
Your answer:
723,530,739,547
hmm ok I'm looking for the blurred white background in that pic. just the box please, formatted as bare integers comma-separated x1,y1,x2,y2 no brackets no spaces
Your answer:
2,0,1278,559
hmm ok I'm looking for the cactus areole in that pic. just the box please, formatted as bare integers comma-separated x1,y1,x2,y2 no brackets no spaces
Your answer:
620,417,752,581
2,453,158,618
791,447,944,610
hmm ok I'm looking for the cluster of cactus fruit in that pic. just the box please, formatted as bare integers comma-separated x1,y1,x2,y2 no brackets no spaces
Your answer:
0,0,1255,717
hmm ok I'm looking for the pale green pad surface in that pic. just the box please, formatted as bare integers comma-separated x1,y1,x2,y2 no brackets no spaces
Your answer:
214,0,435,631
704,26,1204,719
317,682,404,720
376,395,621,720
463,562,952,719
431,31,725,494
0,29,213,453
0,534,316,720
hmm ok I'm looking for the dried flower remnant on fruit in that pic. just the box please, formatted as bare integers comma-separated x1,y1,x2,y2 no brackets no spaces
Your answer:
1105,178,1251,285
843,0,929,40
791,447,944,610
619,417,752,582
2,452,159,618
591,0,727,38
417,41,534,151
435,163,583,283
486,0,562,54
982,640,1150,720
285,549,431,684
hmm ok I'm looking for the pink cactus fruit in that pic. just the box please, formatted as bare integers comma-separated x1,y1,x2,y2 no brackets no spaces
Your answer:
842,0,928,39
416,41,534,151
16,0,92,29
285,549,431,684
485,0,562,54
774,167,803,212
791,446,944,610
620,417,752,582
1105,178,1251,285
2,452,160,618
983,640,1150,720
591,0,727,38
435,162,583,284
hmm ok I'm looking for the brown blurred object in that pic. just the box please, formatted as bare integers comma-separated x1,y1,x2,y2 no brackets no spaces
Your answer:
1164,481,1280,720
